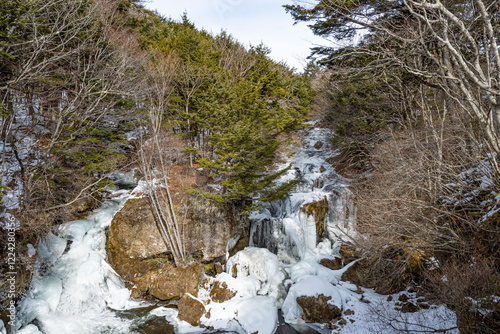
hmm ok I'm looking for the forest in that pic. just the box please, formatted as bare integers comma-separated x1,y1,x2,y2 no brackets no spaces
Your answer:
1,0,499,333
287,0,500,332
0,0,311,266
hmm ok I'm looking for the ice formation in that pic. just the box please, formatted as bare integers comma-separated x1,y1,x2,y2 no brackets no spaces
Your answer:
15,125,458,334
16,192,144,334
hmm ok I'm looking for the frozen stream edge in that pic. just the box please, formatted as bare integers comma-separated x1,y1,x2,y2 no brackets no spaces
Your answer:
15,190,147,334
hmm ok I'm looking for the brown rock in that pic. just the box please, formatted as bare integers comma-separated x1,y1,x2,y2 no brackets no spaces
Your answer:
341,260,365,284
108,194,243,272
296,294,342,323
400,302,419,313
344,309,355,316
339,243,360,264
319,165,326,173
314,141,324,149
133,262,203,300
203,263,217,277
386,295,393,302
107,197,170,281
178,294,206,326
68,195,100,220
398,294,409,302
130,286,144,299
419,303,430,309
107,191,249,300
215,263,224,275
320,257,343,270
338,319,347,326
301,198,329,242
210,281,236,303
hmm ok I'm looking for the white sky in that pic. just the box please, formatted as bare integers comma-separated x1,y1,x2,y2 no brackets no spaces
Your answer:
143,0,326,71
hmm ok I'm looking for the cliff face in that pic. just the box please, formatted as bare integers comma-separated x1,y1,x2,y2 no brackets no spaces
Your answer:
106,189,248,299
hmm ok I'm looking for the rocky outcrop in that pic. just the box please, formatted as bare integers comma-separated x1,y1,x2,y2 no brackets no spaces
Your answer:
108,195,239,265
300,197,329,242
132,262,203,300
296,294,342,323
341,259,366,285
107,190,248,300
178,293,206,326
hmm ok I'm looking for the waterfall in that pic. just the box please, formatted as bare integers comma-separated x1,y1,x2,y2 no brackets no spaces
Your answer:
15,191,144,334
249,126,356,264
12,126,458,334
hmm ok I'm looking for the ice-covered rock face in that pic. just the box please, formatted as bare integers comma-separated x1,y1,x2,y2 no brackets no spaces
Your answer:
249,126,356,264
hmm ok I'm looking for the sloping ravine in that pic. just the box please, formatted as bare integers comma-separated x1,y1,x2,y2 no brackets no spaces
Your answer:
13,124,458,334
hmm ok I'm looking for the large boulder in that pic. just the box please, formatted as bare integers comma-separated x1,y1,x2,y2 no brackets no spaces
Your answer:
107,197,169,281
107,190,248,297
108,195,238,263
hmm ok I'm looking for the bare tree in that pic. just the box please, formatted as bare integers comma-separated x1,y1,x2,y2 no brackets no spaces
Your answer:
137,54,187,266
291,0,500,158
0,0,145,216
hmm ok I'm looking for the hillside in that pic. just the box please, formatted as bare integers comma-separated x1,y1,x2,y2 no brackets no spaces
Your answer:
0,0,311,313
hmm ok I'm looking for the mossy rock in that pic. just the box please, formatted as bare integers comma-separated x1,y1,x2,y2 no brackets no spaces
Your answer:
301,197,329,241
132,262,204,301
210,281,236,303
320,257,343,270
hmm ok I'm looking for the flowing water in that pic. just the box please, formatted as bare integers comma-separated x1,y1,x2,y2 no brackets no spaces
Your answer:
13,125,457,334
249,126,356,261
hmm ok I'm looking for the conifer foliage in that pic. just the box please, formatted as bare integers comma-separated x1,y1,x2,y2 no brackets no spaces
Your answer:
135,15,312,205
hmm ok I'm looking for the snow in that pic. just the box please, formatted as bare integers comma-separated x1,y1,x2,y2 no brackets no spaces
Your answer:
211,272,261,299
282,275,342,323
442,154,499,224
200,296,278,334
226,247,285,301
282,274,459,333
16,192,144,334
466,295,500,317
17,324,43,334
27,243,36,257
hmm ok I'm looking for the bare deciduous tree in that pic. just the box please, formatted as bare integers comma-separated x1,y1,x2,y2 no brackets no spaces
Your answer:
137,55,187,266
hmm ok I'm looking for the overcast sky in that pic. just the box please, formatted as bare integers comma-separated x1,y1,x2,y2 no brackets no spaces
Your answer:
143,0,327,71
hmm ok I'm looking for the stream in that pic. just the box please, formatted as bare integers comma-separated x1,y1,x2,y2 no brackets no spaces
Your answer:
12,125,458,334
